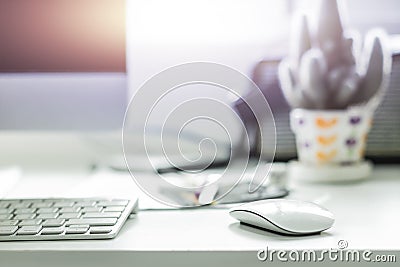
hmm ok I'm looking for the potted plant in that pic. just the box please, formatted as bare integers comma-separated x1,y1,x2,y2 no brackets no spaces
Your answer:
278,0,392,181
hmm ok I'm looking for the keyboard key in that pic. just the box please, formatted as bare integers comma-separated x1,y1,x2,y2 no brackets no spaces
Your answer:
97,200,129,207
74,201,96,207
14,208,36,214
53,202,75,208
0,209,14,214
66,218,117,226
19,219,42,226
11,202,32,209
31,202,53,208
59,213,81,219
37,208,59,214
29,199,45,203
41,227,64,235
65,225,89,234
17,226,42,235
0,220,19,226
43,219,65,227
81,207,102,213
43,199,60,203
68,224,89,229
103,206,125,212
0,214,13,220
0,203,10,209
60,207,80,213
37,213,59,219
90,227,112,234
0,226,18,236
14,214,36,220
82,212,121,218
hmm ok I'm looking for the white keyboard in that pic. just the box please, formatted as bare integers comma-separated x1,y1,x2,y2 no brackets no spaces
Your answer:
0,198,138,241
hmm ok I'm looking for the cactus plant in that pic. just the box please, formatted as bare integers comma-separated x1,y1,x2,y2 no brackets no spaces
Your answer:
279,0,391,110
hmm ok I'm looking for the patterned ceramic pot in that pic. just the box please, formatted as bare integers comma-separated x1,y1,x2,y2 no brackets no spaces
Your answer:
290,107,374,164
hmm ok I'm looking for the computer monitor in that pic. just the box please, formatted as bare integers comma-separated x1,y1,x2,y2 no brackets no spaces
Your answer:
1,0,399,161
0,0,126,130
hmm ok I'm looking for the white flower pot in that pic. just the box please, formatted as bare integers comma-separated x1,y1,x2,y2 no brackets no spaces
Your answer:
290,107,374,165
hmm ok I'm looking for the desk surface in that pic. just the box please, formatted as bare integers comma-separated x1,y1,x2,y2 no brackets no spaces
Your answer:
0,165,399,266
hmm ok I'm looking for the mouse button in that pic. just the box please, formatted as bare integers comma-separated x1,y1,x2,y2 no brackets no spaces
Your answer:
247,201,282,214
274,211,334,233
271,200,332,218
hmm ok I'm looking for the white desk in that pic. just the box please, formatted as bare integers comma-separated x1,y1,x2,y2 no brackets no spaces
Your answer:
0,165,399,266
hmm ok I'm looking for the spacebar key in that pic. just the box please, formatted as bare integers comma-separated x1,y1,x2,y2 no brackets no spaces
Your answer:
66,218,117,226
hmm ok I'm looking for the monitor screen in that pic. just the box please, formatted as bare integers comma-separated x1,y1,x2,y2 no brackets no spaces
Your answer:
0,0,125,72
0,0,127,130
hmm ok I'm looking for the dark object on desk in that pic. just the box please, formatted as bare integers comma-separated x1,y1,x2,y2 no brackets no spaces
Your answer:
157,159,229,174
217,183,288,205
158,161,289,207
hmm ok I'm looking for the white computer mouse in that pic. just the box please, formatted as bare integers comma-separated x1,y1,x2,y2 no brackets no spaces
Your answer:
229,199,334,235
